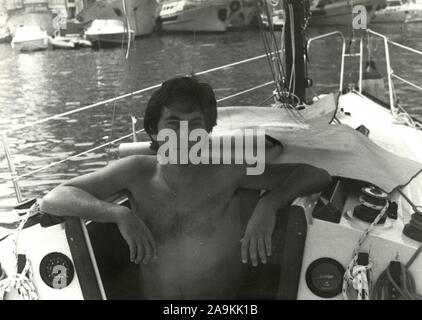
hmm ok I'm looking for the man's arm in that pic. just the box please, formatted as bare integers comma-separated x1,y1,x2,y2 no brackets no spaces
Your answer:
40,156,157,264
41,156,140,221
239,163,332,266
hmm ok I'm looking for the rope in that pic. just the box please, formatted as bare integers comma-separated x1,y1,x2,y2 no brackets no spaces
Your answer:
0,203,38,300
16,130,145,180
371,245,422,300
389,76,422,130
216,81,275,103
343,203,389,300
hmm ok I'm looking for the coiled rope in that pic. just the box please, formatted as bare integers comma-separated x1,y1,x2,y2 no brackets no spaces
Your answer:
343,203,389,300
371,245,422,300
0,203,38,300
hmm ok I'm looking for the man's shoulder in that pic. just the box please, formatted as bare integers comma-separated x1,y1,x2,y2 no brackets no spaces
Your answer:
111,155,157,176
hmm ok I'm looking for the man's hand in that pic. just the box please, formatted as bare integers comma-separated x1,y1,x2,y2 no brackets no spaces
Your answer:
239,163,332,267
117,209,157,265
241,202,276,267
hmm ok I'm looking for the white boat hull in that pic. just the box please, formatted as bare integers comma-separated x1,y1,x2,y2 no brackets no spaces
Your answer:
373,8,422,23
77,0,158,37
310,0,379,26
85,32,135,47
11,38,49,52
49,36,92,50
311,10,374,26
160,5,227,32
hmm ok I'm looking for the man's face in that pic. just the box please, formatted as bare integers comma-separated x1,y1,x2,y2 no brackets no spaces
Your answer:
155,103,207,151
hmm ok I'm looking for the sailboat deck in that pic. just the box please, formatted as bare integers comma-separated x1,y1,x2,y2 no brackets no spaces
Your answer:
338,91,422,221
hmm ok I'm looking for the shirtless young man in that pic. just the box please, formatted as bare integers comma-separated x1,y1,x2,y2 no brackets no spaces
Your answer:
40,77,331,299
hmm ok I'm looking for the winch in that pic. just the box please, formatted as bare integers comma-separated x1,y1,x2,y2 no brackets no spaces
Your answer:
353,186,390,224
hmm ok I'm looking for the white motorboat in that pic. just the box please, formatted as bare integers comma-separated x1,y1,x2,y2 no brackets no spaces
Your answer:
49,33,92,50
157,0,228,32
77,0,159,37
1,1,422,301
372,0,422,24
6,0,54,37
11,25,49,52
310,0,383,26
85,19,135,48
157,0,257,33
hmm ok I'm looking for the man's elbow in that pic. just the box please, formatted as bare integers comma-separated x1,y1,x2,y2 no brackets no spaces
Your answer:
40,187,65,217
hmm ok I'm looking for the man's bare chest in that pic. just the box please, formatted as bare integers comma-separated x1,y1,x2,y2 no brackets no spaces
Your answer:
128,180,240,243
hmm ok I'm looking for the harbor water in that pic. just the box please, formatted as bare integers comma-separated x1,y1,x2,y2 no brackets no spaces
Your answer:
1,24,422,207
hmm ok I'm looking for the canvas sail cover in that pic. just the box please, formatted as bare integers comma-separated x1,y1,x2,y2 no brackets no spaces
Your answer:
215,94,422,193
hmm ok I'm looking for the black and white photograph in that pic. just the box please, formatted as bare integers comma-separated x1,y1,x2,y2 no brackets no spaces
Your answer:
0,0,422,306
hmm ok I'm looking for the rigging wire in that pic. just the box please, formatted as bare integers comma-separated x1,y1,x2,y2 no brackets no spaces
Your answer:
255,0,309,128
256,1,285,99
263,0,286,79
287,2,296,95
107,0,133,164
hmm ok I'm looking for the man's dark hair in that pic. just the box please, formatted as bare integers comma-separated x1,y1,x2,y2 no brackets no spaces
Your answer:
144,76,218,137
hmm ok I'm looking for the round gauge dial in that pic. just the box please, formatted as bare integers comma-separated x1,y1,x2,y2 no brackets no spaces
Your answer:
39,252,74,289
305,258,345,298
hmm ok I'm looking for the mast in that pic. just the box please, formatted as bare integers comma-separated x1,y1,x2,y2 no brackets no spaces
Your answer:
283,0,308,102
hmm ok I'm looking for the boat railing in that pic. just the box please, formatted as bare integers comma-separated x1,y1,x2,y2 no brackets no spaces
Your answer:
308,29,422,127
306,31,347,94
366,29,422,117
1,54,275,204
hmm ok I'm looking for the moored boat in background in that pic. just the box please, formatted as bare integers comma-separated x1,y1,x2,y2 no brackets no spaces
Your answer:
310,0,383,26
372,0,422,24
157,0,228,32
49,33,92,50
77,0,158,37
11,25,49,52
85,19,134,47
7,0,54,37
157,0,258,33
